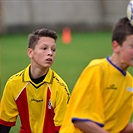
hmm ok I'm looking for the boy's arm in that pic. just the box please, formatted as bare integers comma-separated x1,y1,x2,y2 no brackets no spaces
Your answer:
0,125,11,133
120,123,133,133
74,121,109,133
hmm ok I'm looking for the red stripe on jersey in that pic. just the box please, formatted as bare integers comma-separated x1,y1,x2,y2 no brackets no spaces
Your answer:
55,126,61,132
0,119,15,126
43,87,55,133
16,87,31,133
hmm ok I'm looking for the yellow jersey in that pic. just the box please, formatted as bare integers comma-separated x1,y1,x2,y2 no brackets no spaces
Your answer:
60,57,133,133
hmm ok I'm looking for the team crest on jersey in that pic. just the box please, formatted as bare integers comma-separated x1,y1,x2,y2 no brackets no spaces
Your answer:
48,100,52,109
127,87,133,92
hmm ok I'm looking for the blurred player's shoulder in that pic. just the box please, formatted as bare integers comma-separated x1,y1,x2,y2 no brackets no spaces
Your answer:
89,58,106,67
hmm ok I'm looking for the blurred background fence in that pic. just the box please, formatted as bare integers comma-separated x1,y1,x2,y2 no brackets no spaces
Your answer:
0,0,129,34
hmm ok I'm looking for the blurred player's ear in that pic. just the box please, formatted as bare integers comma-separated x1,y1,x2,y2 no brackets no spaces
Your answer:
112,40,120,53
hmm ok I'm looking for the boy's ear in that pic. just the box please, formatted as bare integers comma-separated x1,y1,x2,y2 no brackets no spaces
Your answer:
112,40,121,53
27,48,33,58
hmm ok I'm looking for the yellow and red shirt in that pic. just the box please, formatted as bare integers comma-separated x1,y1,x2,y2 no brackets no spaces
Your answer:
0,65,70,133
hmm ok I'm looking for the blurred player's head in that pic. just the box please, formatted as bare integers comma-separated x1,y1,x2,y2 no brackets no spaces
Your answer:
111,17,133,67
28,28,58,49
112,17,133,46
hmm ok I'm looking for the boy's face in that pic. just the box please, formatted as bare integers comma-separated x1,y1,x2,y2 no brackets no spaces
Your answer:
28,36,56,69
119,34,133,67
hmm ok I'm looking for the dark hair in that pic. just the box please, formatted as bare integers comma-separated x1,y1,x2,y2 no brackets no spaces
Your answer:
112,17,133,45
28,28,58,49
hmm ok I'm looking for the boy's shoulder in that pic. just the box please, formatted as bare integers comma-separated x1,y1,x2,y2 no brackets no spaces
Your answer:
7,69,24,82
52,70,67,87
89,58,106,66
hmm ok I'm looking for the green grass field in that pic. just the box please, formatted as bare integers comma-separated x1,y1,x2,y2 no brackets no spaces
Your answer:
1,31,133,132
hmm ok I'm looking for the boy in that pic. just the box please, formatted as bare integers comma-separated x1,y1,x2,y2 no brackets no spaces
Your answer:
59,17,133,133
0,28,70,133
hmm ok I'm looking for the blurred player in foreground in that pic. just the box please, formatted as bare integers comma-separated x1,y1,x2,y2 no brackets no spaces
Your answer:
59,17,133,133
0,28,70,133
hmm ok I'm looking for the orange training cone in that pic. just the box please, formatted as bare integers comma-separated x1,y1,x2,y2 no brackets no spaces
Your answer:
62,27,72,44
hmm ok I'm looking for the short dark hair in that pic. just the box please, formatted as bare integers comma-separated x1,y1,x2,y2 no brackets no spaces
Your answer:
28,28,58,49
112,17,133,46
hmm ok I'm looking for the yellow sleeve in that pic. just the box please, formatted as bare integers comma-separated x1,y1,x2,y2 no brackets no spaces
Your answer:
50,74,70,127
0,80,18,126
71,64,105,126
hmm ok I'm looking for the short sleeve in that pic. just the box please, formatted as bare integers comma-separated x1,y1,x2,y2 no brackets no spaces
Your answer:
0,80,18,126
71,64,105,126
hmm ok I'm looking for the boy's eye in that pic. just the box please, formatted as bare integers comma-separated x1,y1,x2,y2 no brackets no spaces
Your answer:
42,47,47,50
52,49,56,52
